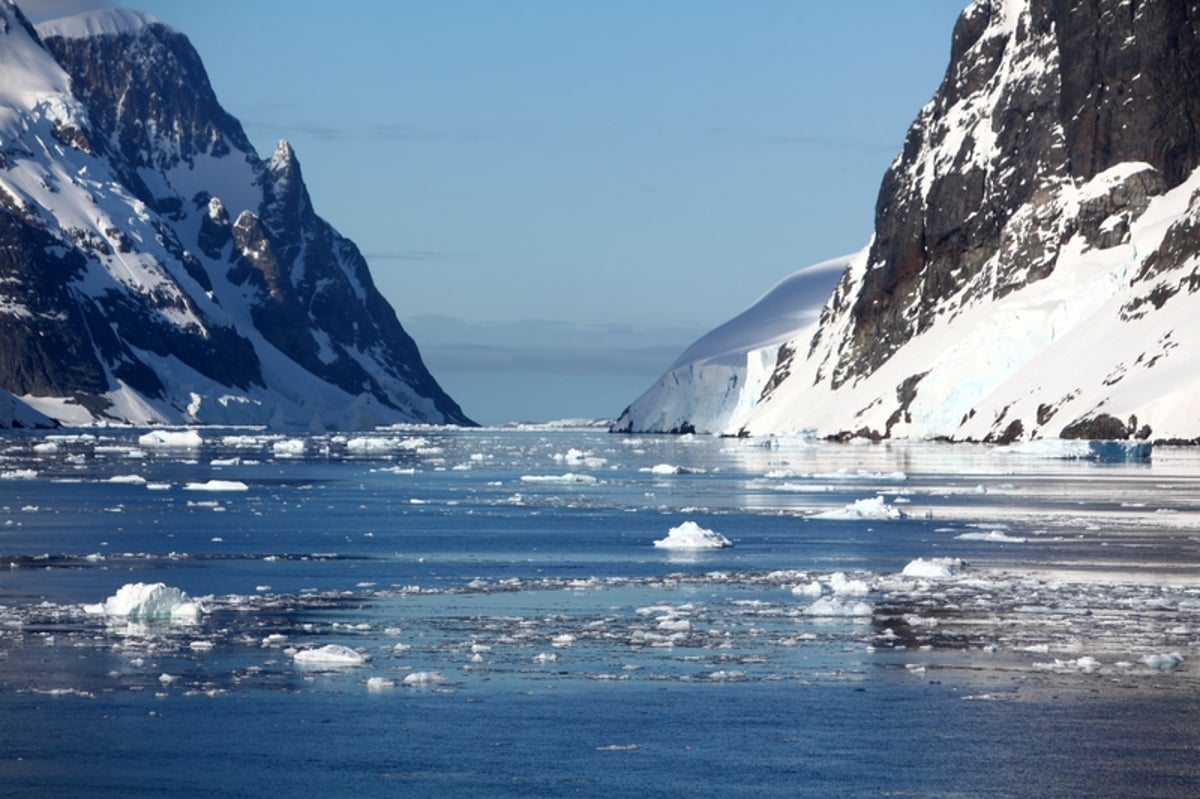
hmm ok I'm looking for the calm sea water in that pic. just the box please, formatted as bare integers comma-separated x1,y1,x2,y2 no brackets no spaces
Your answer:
1,426,1198,798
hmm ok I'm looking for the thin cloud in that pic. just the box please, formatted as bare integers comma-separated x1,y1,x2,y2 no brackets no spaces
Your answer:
364,252,462,265
241,119,489,145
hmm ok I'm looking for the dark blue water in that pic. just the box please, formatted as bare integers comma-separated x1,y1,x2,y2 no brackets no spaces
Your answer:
1,427,1198,797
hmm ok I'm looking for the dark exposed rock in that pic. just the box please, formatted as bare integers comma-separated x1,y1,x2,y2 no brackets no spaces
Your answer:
828,0,1200,389
41,18,253,172
1060,412,1130,440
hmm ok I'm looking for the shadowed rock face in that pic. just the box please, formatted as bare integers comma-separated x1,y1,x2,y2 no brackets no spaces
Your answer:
0,6,471,427
828,0,1200,389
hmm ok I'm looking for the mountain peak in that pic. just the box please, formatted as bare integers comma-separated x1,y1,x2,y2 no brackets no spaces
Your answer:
0,2,473,429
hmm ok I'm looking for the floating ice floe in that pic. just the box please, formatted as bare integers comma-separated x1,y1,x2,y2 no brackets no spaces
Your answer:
812,496,905,520
1033,656,1103,674
184,479,248,492
402,671,446,686
519,473,599,485
137,429,203,448
553,448,608,468
292,644,366,667
1141,652,1185,670
824,571,871,595
85,582,205,622
272,438,306,456
901,558,965,579
653,521,733,550
956,530,1027,543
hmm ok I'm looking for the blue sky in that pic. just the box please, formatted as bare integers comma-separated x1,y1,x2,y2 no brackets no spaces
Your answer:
26,1,967,424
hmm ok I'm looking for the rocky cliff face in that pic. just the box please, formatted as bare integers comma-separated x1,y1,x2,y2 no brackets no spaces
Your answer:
822,0,1200,390
0,3,472,428
619,0,1200,443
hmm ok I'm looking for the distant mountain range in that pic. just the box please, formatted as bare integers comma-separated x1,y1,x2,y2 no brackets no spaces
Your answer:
0,2,472,428
618,0,1200,444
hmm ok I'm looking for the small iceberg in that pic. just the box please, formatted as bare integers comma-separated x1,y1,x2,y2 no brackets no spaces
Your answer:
292,644,367,667
85,582,205,622
653,521,732,550
901,558,964,579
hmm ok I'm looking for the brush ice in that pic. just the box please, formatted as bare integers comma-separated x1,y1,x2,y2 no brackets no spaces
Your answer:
86,582,204,621
653,521,732,549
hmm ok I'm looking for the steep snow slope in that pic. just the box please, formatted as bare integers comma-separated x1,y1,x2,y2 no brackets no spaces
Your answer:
612,256,847,434
0,3,472,428
618,0,1200,443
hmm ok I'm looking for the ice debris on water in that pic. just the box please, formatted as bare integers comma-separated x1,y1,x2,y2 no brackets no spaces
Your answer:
84,582,205,622
653,521,732,549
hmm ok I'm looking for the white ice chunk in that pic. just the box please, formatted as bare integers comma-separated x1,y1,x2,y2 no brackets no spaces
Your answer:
184,479,248,492
292,644,366,667
804,597,873,617
137,429,203,448
1141,652,1185,670
812,496,905,520
956,530,1027,543
519,473,599,485
653,520,733,550
827,571,870,595
402,671,446,685
85,582,205,622
901,558,965,579
791,580,824,597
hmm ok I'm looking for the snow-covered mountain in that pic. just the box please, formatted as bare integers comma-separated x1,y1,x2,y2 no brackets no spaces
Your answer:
0,3,472,429
619,0,1200,444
